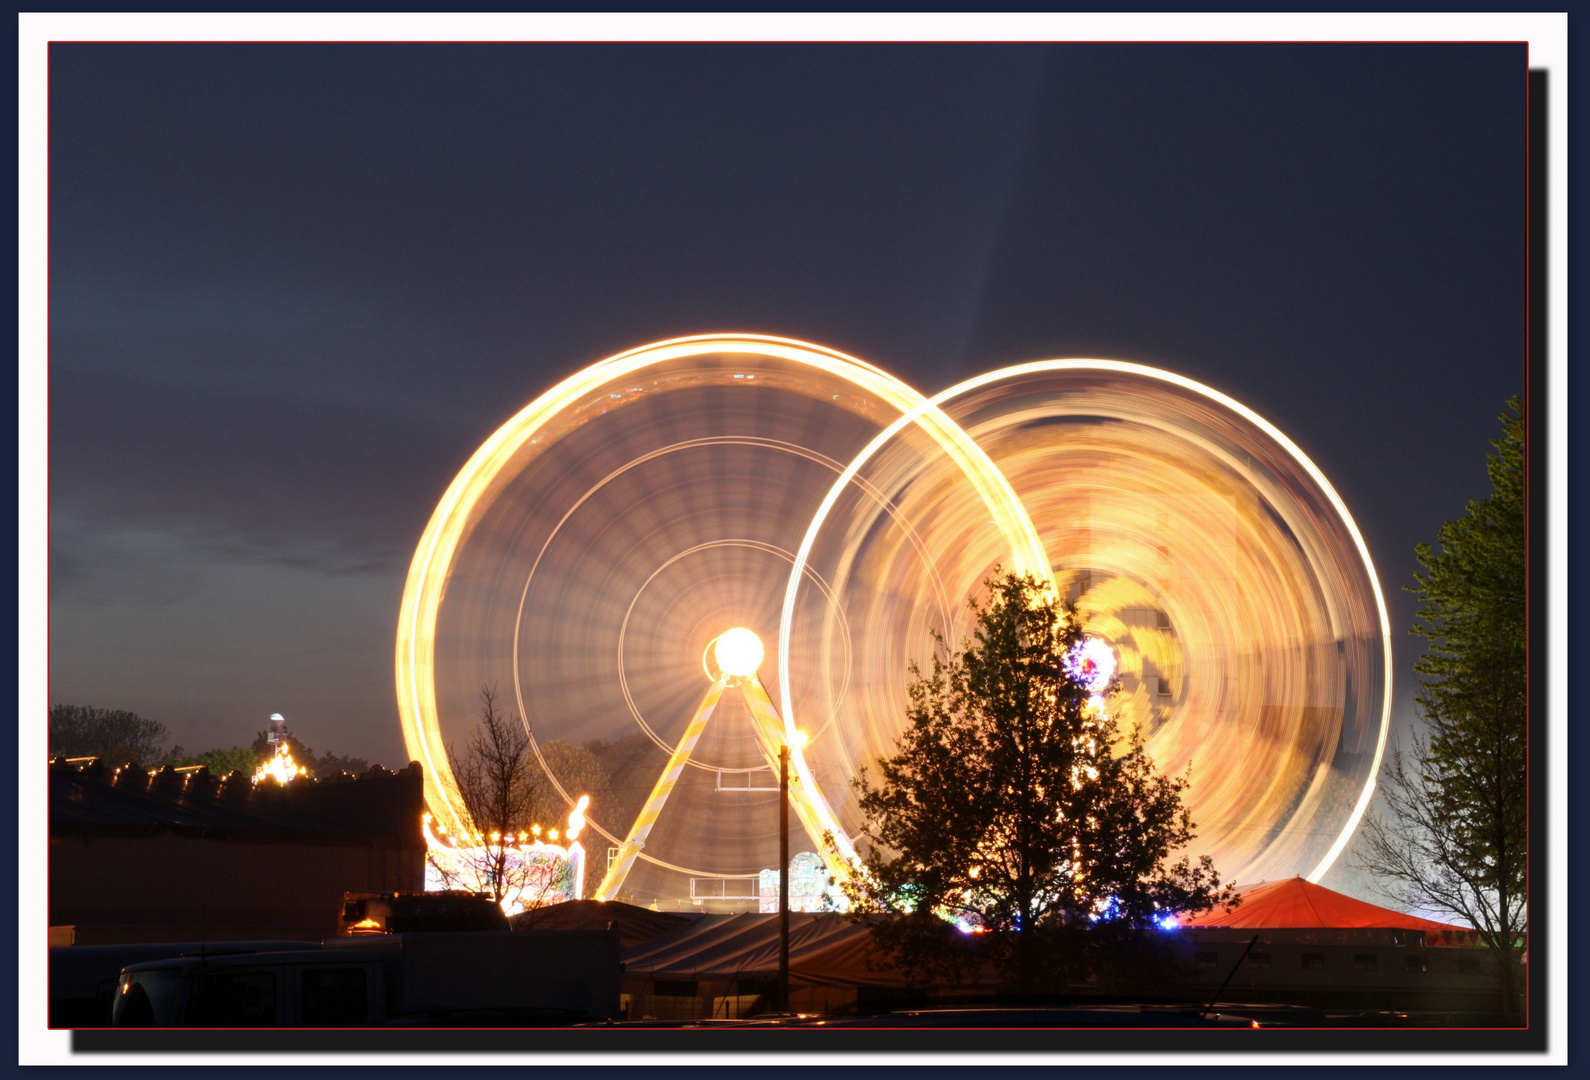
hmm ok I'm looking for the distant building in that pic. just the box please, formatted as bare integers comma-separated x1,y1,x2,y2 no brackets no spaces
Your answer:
49,757,425,945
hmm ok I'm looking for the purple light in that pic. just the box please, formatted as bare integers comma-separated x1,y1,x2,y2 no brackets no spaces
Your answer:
1065,637,1115,694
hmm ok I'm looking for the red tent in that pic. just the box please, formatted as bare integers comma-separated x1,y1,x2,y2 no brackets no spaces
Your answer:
1181,876,1469,932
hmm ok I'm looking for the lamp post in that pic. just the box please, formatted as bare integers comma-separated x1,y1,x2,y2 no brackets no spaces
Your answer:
778,742,790,1013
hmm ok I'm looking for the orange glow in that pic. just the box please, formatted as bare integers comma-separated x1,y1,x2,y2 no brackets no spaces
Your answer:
252,741,306,784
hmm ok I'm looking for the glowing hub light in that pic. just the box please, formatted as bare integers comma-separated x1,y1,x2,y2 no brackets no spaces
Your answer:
714,627,764,678
1065,636,1116,695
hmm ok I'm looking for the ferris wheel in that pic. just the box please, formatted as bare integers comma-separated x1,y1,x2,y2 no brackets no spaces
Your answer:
396,336,1390,906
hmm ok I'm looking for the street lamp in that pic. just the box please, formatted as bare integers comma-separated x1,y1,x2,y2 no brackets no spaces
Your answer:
776,727,807,1015
778,741,789,1013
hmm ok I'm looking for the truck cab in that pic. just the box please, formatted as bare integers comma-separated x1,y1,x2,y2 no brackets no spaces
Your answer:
112,948,388,1027
111,929,620,1026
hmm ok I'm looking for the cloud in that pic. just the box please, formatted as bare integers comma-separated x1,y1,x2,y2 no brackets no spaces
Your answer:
49,367,483,583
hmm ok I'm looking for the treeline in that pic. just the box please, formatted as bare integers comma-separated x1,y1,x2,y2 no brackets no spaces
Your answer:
526,731,670,835
47,704,371,778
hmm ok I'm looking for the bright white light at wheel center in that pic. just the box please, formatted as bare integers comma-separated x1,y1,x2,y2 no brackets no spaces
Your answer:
1065,637,1115,694
714,627,764,677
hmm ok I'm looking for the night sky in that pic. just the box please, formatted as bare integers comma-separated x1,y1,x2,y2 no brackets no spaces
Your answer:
48,43,1525,773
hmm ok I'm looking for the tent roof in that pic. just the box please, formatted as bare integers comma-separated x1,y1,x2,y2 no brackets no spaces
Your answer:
621,913,904,987
510,899,690,951
1181,877,1468,931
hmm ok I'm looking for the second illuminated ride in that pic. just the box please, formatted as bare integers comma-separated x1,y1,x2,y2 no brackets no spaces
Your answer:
398,336,1390,906
781,361,1391,885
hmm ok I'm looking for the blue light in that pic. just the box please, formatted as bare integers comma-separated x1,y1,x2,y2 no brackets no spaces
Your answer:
1089,895,1123,923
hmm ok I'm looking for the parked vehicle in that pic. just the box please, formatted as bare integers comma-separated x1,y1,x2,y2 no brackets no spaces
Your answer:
51,941,320,1028
111,929,620,1027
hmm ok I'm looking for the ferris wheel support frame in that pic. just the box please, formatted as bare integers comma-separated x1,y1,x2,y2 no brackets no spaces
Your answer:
592,671,856,903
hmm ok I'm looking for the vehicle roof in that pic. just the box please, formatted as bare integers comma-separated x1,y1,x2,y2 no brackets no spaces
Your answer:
122,947,388,972
52,942,321,998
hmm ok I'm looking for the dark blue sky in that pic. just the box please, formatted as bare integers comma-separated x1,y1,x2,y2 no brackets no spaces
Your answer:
48,43,1525,768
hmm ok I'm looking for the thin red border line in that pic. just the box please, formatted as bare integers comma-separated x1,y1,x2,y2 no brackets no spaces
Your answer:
40,39,1538,1032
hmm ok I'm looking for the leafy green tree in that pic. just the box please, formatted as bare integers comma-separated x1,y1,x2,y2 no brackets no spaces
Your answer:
530,740,615,832
584,732,670,848
315,751,372,777
840,571,1233,992
154,745,259,778
1356,397,1527,1020
48,705,170,764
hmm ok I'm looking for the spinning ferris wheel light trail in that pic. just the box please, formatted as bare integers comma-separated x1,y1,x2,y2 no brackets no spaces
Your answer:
394,334,1045,854
397,334,1390,908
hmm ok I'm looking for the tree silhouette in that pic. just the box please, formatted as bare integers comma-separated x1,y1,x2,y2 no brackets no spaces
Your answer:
48,704,170,765
840,571,1233,992
1356,397,1527,1021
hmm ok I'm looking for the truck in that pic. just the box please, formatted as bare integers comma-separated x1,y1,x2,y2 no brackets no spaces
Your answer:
51,941,321,1027
109,929,621,1027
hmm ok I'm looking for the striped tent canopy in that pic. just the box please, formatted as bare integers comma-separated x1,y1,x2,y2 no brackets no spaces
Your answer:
622,912,908,988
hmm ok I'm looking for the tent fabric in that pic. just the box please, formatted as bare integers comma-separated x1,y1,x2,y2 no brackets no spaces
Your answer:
510,900,690,950
793,925,914,988
621,913,904,988
1181,877,1468,931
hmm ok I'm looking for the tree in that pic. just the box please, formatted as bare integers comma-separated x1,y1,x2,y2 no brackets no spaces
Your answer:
48,705,170,764
153,745,258,778
1355,397,1527,1020
243,725,368,778
251,727,315,771
315,751,371,777
529,740,614,832
840,571,1233,992
430,687,546,908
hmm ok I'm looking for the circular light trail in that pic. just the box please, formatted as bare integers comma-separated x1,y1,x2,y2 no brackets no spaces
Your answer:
779,358,1391,885
395,334,1047,885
